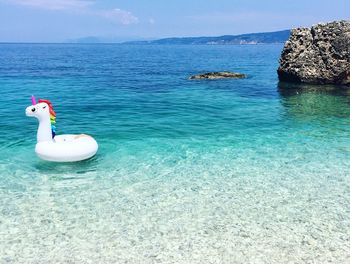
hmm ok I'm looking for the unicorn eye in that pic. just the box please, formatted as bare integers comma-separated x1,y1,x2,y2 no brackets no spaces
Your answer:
43,106,47,109
31,108,36,112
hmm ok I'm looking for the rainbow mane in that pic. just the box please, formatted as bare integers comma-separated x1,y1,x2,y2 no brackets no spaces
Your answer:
39,99,56,138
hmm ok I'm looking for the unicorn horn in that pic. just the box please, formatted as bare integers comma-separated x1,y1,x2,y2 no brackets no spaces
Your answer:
31,95,36,105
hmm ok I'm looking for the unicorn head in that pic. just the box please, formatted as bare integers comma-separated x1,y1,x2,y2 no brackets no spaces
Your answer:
26,96,56,142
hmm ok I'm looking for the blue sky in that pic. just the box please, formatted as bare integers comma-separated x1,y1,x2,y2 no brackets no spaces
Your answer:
0,0,349,42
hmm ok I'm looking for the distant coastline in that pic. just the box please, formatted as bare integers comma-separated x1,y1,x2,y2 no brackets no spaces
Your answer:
0,30,291,45
122,30,290,45
50,29,291,45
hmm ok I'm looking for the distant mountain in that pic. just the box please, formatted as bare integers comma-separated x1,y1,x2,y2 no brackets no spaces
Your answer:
66,36,150,44
124,30,290,45
67,36,102,44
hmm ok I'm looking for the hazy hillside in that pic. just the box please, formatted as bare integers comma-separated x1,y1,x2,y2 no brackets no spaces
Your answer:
124,30,290,45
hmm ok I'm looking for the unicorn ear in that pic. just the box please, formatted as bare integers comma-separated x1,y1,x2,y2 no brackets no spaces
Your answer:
31,95,36,105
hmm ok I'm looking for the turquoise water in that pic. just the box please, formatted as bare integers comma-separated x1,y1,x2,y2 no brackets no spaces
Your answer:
0,44,349,263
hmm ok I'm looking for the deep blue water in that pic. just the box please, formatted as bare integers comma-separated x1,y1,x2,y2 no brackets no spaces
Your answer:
0,44,349,263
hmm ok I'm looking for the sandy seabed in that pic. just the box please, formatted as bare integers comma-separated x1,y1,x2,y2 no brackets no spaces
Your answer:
1,145,349,264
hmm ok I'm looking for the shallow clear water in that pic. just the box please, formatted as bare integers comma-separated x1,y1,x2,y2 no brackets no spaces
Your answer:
0,44,349,263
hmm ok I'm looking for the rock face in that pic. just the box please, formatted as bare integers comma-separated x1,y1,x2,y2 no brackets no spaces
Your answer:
278,20,350,85
189,71,246,80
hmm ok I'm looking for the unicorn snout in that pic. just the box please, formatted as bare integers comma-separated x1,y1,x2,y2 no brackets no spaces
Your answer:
26,95,39,117
26,105,37,117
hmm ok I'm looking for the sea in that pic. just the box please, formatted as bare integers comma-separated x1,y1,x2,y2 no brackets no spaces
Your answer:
0,44,349,263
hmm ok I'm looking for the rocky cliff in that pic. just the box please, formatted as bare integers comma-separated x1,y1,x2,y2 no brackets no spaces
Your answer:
278,21,350,85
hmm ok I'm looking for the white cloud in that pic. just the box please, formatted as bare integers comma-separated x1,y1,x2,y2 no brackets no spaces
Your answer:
99,8,139,25
6,0,93,10
149,18,155,25
2,0,139,25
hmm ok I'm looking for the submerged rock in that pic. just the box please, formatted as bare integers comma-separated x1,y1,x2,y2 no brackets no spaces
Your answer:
278,20,350,85
189,71,246,80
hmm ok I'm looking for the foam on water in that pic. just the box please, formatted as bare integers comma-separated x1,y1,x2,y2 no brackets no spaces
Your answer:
0,44,349,263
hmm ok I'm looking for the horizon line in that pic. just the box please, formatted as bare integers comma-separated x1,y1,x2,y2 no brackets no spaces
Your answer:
0,28,291,44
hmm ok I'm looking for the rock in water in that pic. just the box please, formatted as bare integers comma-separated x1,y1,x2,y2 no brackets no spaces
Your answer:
189,71,246,80
278,20,350,85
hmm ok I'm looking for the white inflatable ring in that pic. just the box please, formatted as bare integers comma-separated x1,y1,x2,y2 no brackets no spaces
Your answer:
36,134,98,162
26,96,98,162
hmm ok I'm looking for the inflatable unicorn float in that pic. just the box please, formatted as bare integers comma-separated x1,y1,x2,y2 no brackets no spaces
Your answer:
26,95,98,162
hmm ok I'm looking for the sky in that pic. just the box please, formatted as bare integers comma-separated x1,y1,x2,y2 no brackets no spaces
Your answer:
0,0,349,42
